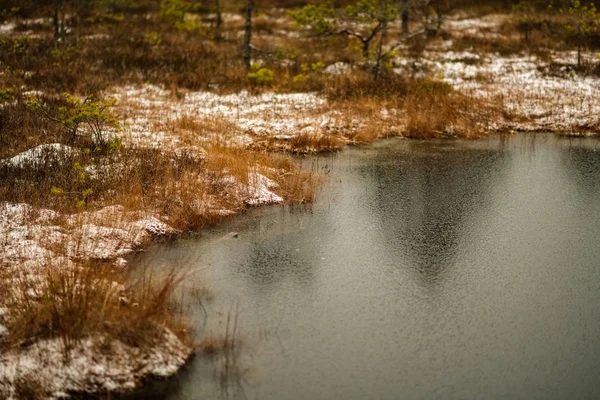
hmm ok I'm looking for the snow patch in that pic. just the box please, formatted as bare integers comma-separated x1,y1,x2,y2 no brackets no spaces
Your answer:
0,203,178,272
394,48,600,133
109,85,337,148
132,217,179,236
324,62,351,75
444,14,509,38
246,172,283,206
2,143,75,167
0,22,16,34
0,330,190,399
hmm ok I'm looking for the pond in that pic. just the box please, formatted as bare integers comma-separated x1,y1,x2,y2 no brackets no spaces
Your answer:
131,134,600,400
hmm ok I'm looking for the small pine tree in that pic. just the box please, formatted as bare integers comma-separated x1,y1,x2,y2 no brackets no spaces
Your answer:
289,0,397,59
513,1,535,43
27,93,120,148
557,0,600,67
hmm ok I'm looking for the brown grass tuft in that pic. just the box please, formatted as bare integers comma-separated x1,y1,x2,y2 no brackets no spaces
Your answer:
403,91,498,139
289,133,346,153
2,261,189,359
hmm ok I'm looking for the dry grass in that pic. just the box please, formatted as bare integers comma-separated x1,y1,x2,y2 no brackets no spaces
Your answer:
204,143,320,201
319,75,500,140
279,168,321,204
0,145,200,212
11,375,48,400
0,139,320,232
153,114,243,146
1,261,189,359
403,84,501,139
289,133,346,153
0,95,66,159
331,97,403,144
2,0,599,397
0,254,196,399
446,8,600,60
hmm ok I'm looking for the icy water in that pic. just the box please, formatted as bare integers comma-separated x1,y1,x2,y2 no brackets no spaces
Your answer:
131,134,600,400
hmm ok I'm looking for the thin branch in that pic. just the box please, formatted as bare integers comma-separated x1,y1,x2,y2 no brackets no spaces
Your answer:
35,106,63,126
363,21,384,44
249,44,275,58
387,29,427,51
336,28,366,41
336,21,383,44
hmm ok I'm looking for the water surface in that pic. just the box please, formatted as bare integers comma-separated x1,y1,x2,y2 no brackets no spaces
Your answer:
133,134,600,400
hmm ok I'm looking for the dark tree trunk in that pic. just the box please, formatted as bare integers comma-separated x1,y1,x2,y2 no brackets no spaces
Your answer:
79,0,91,20
215,0,223,28
400,0,409,36
374,0,388,80
243,0,254,70
60,0,66,38
53,0,59,39
362,40,369,59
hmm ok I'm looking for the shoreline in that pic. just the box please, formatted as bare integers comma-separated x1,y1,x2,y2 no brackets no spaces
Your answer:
0,129,597,399
2,3,600,397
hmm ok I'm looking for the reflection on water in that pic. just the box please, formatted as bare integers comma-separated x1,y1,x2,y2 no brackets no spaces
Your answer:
359,142,509,286
131,134,600,400
561,142,600,200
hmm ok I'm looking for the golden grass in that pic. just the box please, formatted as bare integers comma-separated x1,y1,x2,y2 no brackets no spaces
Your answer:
0,139,321,233
403,89,500,139
289,133,346,153
318,75,500,140
204,143,321,201
332,97,403,143
2,261,189,358
3,3,585,398
153,114,243,146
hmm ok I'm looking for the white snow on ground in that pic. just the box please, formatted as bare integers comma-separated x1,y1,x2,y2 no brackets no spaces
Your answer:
131,216,179,236
245,172,283,206
202,170,285,207
81,33,110,40
19,17,52,26
20,89,46,98
66,224,143,259
185,90,326,135
0,164,285,270
2,143,75,167
0,18,51,38
444,14,509,37
400,14,600,134
0,202,193,398
110,85,338,148
324,62,352,75
0,22,16,34
0,330,189,399
0,203,61,271
0,203,184,270
394,49,600,134
0,308,7,338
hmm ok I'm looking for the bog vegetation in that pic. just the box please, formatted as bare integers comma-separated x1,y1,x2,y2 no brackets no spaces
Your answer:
1,0,600,397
